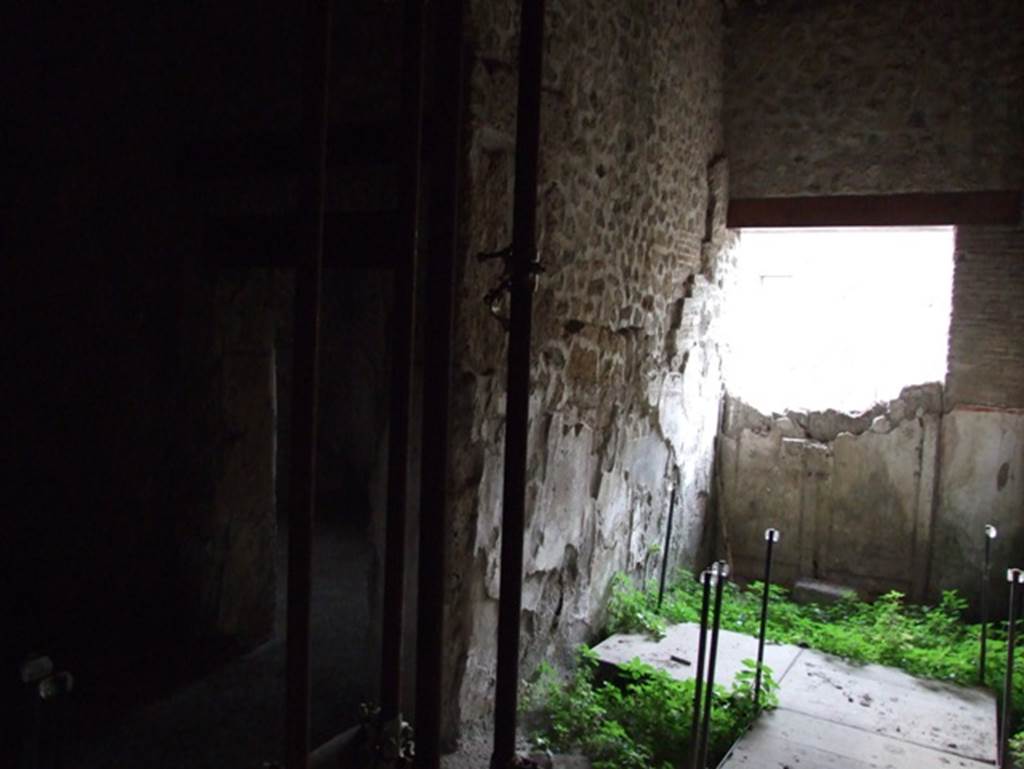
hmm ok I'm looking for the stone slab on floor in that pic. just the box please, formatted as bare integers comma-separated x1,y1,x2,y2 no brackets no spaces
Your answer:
718,708,994,769
592,623,803,689
778,649,997,763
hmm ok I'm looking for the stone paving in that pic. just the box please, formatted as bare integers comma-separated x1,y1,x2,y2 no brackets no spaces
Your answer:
593,623,997,769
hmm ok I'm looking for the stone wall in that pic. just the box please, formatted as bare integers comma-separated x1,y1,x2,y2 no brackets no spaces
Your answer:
724,0,1024,197
442,0,730,739
718,386,943,601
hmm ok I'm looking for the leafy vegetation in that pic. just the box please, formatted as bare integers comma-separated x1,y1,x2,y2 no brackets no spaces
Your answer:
529,572,1024,766
607,572,1024,750
1010,728,1024,767
523,646,776,769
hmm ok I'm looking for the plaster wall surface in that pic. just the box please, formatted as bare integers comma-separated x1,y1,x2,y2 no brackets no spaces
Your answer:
444,0,730,739
720,391,1024,613
718,386,942,600
930,407,1024,610
724,0,1024,197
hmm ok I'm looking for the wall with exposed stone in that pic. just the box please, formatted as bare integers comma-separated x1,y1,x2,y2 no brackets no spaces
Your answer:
442,0,731,740
724,0,1024,198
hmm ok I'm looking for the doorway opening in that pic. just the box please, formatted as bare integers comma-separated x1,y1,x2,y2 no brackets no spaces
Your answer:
722,226,955,415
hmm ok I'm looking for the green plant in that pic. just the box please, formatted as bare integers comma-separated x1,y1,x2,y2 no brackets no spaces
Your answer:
608,572,1024,740
526,646,775,769
605,573,667,639
1010,729,1024,768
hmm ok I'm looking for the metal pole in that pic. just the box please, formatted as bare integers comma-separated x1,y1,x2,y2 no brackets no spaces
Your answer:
689,569,713,769
1000,568,1022,768
754,529,780,709
491,2,546,768
698,562,728,769
286,1,331,766
380,0,427,722
980,524,997,686
657,485,677,611
414,4,465,768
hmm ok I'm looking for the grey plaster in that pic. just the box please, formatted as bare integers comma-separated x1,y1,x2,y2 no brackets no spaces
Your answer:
593,624,802,689
718,387,943,600
779,651,996,763
719,709,994,769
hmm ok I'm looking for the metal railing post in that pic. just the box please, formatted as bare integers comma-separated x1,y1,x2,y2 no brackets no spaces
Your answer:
689,568,713,769
657,485,677,612
697,561,728,769
491,2,546,767
754,529,780,710
1000,567,1022,768
981,524,998,685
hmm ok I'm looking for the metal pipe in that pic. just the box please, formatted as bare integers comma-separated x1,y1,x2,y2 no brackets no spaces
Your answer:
286,1,332,766
980,524,998,685
657,485,677,611
689,569,713,769
1000,568,1023,768
491,2,546,768
380,0,427,721
698,562,728,769
754,529,780,709
414,3,465,767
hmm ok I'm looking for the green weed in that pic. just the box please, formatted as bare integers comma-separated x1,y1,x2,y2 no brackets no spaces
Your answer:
615,573,1024,737
524,646,776,769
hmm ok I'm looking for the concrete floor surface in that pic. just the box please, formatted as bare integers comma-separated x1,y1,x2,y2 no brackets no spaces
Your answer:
593,622,997,769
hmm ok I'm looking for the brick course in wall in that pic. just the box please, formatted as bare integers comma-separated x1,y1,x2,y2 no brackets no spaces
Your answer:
947,226,1024,408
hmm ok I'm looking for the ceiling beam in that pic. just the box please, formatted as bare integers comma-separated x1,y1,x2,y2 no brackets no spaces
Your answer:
728,191,1022,228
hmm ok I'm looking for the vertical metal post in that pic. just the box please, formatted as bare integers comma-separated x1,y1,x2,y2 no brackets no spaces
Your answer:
754,529,780,709
980,524,998,686
698,562,728,769
286,1,331,767
657,485,677,612
689,569,713,769
414,2,465,767
491,2,546,768
1000,568,1022,768
380,0,427,721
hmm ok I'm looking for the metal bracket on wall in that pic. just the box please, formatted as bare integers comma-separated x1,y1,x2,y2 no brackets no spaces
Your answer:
477,244,544,330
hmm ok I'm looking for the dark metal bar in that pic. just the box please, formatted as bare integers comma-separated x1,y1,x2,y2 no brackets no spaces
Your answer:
981,524,998,685
698,562,728,769
727,190,1023,228
657,485,677,612
1000,568,1022,768
491,1,546,768
414,2,465,767
689,570,713,769
380,0,427,722
285,0,332,767
754,529,780,709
